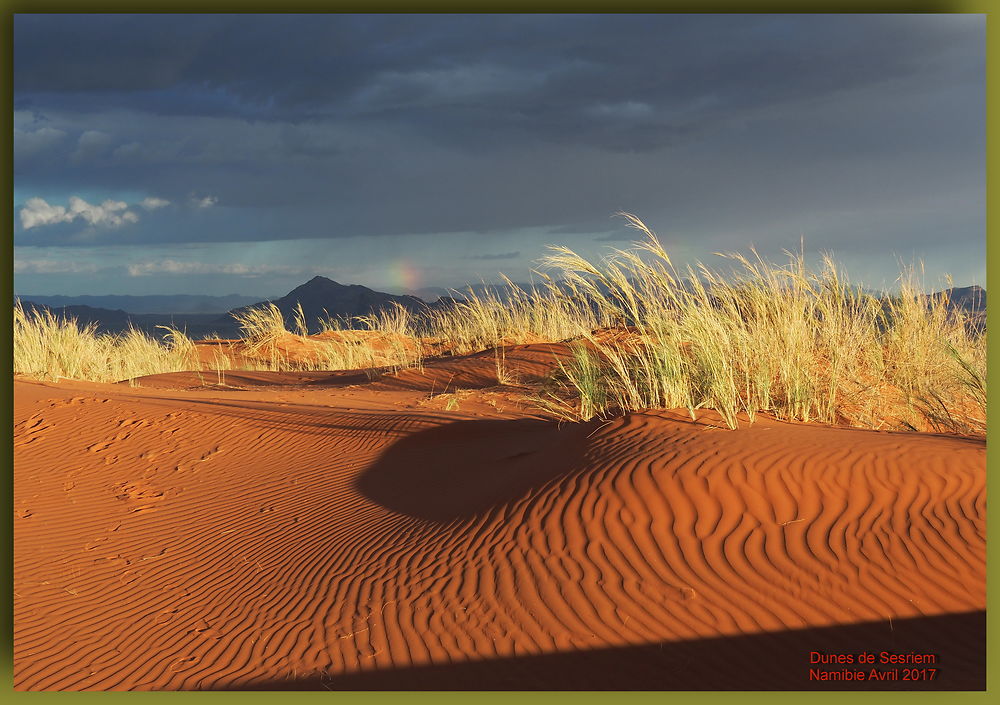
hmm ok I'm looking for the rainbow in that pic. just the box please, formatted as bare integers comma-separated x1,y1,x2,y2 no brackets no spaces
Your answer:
387,259,422,293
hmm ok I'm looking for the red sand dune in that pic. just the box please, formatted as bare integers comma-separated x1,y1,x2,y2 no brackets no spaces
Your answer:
13,345,986,690
193,330,451,370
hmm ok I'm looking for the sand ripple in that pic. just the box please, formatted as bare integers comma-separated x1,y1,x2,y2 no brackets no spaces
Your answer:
14,376,985,690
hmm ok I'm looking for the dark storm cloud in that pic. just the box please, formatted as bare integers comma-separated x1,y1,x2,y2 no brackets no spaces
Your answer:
15,14,977,135
13,13,984,272
16,13,975,115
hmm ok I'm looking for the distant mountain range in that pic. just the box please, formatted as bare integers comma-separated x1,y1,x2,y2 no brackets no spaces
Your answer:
16,283,552,313
930,285,985,331
15,301,230,338
16,293,267,314
937,285,986,314
15,277,442,338
17,281,985,339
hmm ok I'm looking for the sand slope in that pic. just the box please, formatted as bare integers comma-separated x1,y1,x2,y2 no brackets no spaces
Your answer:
13,356,986,690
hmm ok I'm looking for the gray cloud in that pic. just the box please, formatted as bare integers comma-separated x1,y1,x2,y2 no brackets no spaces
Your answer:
12,14,984,294
126,260,309,277
71,130,113,163
14,125,67,159
465,251,521,261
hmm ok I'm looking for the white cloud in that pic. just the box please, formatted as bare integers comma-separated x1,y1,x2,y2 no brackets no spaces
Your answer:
19,196,143,230
127,260,308,277
14,257,102,274
19,197,74,229
67,196,140,228
140,196,171,210
191,195,219,209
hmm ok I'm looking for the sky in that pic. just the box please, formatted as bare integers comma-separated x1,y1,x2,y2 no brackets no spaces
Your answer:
13,13,985,299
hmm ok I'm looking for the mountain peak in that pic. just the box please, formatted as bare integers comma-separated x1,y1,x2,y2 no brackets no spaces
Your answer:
301,275,342,287
227,275,427,332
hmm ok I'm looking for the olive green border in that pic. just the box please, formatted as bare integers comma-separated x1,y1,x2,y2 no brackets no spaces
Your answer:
2,1,993,700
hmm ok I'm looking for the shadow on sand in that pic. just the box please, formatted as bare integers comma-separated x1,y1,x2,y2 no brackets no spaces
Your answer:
218,610,984,691
355,417,599,522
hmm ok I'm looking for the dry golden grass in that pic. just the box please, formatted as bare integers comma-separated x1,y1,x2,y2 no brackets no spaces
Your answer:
13,300,197,384
536,214,985,434
13,215,985,435
420,274,609,355
230,301,423,373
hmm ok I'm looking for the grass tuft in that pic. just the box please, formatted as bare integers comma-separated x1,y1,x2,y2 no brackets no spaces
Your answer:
13,300,196,383
534,215,985,433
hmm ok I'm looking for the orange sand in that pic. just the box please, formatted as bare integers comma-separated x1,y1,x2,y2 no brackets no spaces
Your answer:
193,331,449,369
13,345,986,690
